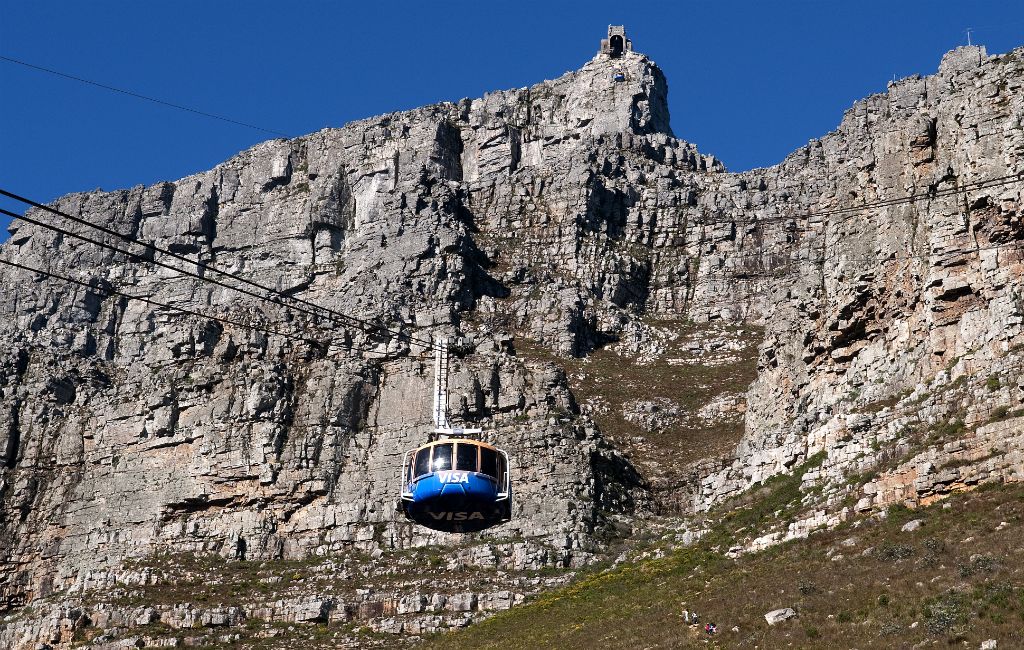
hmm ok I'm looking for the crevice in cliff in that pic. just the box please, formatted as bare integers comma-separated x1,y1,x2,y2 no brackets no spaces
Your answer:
434,119,465,182
4,400,20,469
309,166,356,264
200,186,219,255
161,495,236,518
579,178,632,239
589,448,647,520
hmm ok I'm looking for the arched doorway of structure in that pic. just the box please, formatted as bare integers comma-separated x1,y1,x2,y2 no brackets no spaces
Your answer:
609,35,623,57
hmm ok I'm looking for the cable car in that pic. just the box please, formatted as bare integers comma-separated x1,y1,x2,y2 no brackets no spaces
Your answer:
399,338,513,533
400,438,511,532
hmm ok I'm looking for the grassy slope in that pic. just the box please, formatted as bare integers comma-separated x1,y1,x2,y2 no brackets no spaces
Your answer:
516,321,762,476
424,482,1024,649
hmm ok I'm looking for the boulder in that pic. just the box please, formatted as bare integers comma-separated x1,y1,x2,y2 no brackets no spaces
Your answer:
764,608,797,625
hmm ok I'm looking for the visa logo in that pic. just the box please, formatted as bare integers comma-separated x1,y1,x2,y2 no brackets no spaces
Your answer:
428,511,485,521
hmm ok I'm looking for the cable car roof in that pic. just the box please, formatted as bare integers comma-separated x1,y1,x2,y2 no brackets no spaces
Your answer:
409,438,502,454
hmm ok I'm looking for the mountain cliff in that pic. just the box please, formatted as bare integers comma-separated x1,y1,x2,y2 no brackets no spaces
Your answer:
1,32,1022,648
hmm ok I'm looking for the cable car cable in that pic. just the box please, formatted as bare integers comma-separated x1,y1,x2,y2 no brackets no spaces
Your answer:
660,172,1022,229
690,171,1022,228
682,174,1024,277
0,194,435,350
3,169,1018,351
469,172,1021,253
0,207,433,357
0,54,290,138
0,189,428,346
0,256,326,349
0,206,364,333
693,228,1024,281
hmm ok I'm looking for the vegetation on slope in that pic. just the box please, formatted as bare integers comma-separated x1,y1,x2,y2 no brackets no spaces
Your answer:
424,482,1024,649
515,320,763,477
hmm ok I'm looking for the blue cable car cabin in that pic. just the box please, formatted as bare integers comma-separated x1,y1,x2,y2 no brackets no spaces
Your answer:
400,438,511,533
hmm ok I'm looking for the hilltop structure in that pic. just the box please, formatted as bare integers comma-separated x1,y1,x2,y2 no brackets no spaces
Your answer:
599,25,633,57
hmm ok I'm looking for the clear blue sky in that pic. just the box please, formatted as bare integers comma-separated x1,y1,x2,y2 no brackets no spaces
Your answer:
2,1,1023,239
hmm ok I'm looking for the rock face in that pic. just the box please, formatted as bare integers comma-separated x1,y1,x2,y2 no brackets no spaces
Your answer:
693,44,1024,514
1,30,1023,647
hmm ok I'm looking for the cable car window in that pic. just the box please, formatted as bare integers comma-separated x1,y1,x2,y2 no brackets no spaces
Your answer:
497,453,507,486
432,443,453,471
414,448,430,477
480,447,498,479
456,443,478,471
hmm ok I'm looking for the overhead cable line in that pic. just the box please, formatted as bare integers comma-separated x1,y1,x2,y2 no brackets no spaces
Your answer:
0,256,324,349
3,168,1019,348
677,171,1024,279
472,172,1022,249
691,171,1022,228
698,198,1024,280
697,228,1024,274
0,191,435,350
0,54,290,138
799,233,1024,268
706,237,1024,283
0,205,430,353
0,206,371,338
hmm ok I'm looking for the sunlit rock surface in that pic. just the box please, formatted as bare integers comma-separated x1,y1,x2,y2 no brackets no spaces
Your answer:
1,37,1022,647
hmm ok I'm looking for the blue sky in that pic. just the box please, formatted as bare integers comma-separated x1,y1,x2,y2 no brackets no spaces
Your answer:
2,1,1023,239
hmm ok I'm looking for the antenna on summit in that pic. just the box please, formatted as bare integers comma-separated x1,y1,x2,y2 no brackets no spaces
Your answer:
965,28,973,46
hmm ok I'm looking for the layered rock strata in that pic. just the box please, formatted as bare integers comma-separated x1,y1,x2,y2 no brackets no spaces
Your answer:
1,37,1023,647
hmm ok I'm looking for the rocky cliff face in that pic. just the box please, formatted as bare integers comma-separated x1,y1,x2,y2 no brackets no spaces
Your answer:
1,38,1022,648
694,45,1024,517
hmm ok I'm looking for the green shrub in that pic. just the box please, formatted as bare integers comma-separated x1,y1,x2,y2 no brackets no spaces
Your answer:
923,591,970,635
931,418,965,439
958,554,998,577
988,405,1009,422
975,582,1014,609
922,537,946,567
877,541,915,562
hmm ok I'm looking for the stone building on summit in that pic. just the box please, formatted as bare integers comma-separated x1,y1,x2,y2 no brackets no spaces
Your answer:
600,25,632,57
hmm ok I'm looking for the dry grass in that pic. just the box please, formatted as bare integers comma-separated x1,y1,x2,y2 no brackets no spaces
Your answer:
423,482,1024,649
514,321,762,480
